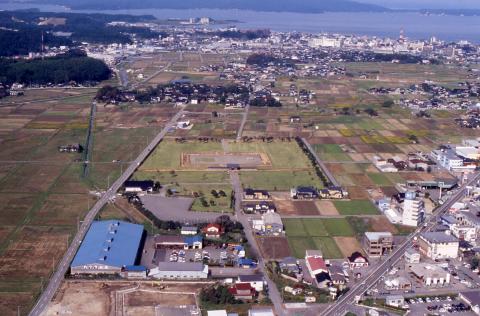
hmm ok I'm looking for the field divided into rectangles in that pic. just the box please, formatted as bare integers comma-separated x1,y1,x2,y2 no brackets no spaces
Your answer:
284,218,353,259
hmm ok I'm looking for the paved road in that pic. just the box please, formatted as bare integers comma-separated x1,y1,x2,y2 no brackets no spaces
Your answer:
324,172,480,316
29,109,185,316
300,137,340,187
229,171,286,316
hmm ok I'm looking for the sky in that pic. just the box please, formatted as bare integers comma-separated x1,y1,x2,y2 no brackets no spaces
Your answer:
359,0,480,9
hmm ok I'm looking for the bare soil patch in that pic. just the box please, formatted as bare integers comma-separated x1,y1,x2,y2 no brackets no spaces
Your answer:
315,200,339,216
257,236,292,259
333,236,363,257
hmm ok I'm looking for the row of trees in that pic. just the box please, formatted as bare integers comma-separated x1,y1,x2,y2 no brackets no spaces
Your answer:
295,137,331,187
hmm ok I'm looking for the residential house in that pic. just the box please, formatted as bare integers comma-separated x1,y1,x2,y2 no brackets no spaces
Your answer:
347,252,369,269
203,224,223,239
319,187,346,199
237,274,265,292
243,202,276,214
244,189,270,200
328,265,347,290
252,213,284,236
181,226,198,235
229,283,256,300
279,257,301,274
290,186,318,199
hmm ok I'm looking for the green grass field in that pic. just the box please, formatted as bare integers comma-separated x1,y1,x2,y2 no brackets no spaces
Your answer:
133,170,230,184
140,140,223,170
321,218,355,236
333,200,379,215
367,173,392,186
283,218,308,237
312,237,343,259
313,144,352,161
284,218,353,258
239,170,323,191
302,219,329,236
226,141,311,169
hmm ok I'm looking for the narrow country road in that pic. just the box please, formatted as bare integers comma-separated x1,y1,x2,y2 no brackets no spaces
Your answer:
229,171,286,316
29,108,186,316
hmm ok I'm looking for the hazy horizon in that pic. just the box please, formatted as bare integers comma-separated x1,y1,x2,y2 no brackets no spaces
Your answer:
359,0,480,10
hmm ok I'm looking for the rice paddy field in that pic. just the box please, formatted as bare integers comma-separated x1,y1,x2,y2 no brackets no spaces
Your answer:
0,50,475,315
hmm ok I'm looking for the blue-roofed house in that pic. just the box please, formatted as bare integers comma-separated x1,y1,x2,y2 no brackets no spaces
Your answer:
238,258,257,268
184,235,203,249
70,220,144,275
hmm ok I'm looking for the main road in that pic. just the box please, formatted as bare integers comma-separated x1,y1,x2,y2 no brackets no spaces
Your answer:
323,172,480,316
29,108,185,316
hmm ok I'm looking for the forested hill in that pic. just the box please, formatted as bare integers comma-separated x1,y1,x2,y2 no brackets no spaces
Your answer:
0,51,111,85
0,11,159,57
38,0,388,12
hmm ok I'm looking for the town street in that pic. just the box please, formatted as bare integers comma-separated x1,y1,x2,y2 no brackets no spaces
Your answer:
324,172,480,316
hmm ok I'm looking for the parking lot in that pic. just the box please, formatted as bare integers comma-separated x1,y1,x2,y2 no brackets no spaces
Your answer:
406,296,474,315
154,245,241,265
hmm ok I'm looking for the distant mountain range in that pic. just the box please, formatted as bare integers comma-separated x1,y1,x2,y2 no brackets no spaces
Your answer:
27,0,388,13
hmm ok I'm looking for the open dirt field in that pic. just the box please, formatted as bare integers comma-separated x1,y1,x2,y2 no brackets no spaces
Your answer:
294,201,321,216
257,236,292,259
0,227,69,279
45,281,202,316
314,201,339,216
333,236,363,257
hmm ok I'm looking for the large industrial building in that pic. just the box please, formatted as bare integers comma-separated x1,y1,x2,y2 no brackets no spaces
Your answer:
70,220,145,275
148,262,209,279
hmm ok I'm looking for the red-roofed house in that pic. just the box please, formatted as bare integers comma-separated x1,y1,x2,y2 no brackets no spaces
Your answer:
203,224,223,238
228,283,256,300
305,256,328,278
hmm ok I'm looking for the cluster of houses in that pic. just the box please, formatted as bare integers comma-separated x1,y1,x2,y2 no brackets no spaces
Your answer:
456,108,480,129
372,152,436,173
275,249,371,300
290,186,347,200
369,82,480,112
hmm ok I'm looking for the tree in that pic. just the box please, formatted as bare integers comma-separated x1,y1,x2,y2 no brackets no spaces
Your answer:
382,99,394,108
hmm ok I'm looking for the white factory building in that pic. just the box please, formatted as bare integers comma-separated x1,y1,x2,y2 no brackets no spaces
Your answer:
418,232,459,260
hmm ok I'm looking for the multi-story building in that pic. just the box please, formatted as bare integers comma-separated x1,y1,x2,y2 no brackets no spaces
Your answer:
402,191,424,227
418,232,459,260
363,232,393,257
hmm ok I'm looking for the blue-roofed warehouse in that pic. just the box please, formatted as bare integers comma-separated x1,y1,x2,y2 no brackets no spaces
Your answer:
71,220,145,275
